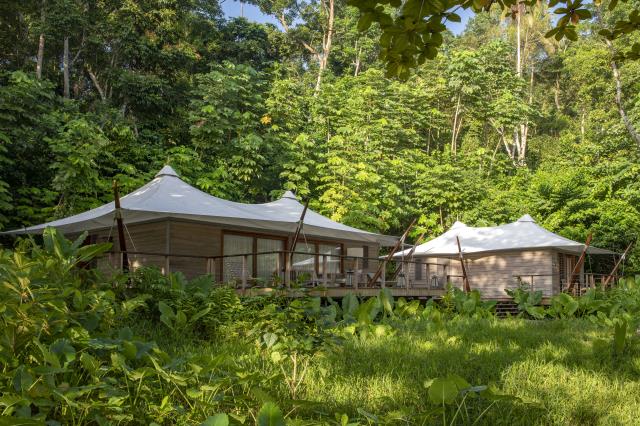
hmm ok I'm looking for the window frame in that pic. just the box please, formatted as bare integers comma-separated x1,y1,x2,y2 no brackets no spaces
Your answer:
221,231,345,277
222,230,288,278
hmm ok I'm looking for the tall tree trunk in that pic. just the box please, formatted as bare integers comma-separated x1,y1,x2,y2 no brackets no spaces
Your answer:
354,42,361,77
87,67,106,102
451,95,462,156
512,2,529,166
36,0,46,79
605,40,640,150
517,65,534,166
63,36,70,98
515,2,522,77
277,9,332,93
314,0,334,94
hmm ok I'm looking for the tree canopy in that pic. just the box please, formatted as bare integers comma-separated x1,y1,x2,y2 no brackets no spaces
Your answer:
0,0,638,270
347,0,640,78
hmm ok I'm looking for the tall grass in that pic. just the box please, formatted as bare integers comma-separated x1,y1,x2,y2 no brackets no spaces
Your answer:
138,317,640,425
297,318,640,425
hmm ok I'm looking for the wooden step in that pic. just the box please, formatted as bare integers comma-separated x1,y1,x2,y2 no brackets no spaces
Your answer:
494,301,520,317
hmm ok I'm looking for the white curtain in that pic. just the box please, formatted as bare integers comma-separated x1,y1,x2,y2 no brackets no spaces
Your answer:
256,238,284,280
223,234,253,282
292,243,315,274
318,243,341,275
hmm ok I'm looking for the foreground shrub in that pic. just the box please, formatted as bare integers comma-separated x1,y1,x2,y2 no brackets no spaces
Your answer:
0,230,234,423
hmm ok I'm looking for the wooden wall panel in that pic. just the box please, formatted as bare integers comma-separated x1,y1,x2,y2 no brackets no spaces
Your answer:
170,221,221,279
412,250,555,299
93,221,167,274
91,219,382,281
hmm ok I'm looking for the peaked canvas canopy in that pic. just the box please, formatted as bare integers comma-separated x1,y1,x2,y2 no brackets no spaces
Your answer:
5,166,397,246
395,215,613,257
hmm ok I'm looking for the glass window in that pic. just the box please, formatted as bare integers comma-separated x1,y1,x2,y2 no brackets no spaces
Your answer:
318,243,341,275
256,238,284,280
223,234,253,282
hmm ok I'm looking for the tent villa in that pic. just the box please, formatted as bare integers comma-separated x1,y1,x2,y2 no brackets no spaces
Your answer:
6,166,397,286
394,215,615,299
4,167,620,299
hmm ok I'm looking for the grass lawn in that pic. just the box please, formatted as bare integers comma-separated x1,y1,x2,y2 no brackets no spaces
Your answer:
136,317,640,425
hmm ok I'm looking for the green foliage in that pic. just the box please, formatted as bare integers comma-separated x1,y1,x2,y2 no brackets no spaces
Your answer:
188,62,274,201
588,278,640,354
2,232,640,423
1,0,639,275
549,292,580,318
347,0,639,78
257,402,286,426
129,267,244,338
201,413,229,426
424,374,525,424
442,286,497,318
505,286,546,319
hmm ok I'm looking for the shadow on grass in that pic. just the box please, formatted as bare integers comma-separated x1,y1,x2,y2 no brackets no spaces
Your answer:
303,318,640,424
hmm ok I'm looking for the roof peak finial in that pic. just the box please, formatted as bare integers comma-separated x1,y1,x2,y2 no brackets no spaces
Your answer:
517,214,535,223
155,165,179,178
281,190,298,200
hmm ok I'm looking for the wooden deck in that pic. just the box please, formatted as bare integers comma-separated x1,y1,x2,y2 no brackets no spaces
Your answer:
236,286,447,299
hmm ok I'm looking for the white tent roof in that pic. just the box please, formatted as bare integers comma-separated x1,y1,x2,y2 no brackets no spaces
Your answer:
5,165,397,246
394,214,613,257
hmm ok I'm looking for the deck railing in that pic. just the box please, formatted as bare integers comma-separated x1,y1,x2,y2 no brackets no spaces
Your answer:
100,249,444,290
513,273,619,296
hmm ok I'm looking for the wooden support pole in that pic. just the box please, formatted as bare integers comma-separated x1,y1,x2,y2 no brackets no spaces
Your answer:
289,201,309,266
165,220,171,275
392,232,425,281
381,260,386,288
354,258,359,290
603,242,633,288
368,218,416,287
284,251,291,288
566,233,592,293
322,255,328,286
206,258,212,276
456,236,471,293
241,254,248,291
112,180,129,273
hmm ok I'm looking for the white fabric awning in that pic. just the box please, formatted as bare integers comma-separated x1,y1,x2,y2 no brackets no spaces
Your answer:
5,165,397,246
394,215,614,257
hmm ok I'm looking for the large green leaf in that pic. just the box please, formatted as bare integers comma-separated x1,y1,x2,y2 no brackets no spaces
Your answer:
200,414,229,426
427,377,459,405
341,293,359,321
257,402,285,426
378,287,395,317
158,301,175,319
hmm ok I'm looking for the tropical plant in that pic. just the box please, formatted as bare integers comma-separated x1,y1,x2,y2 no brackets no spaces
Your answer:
547,292,580,318
442,286,497,318
424,374,524,425
589,277,640,355
505,286,545,319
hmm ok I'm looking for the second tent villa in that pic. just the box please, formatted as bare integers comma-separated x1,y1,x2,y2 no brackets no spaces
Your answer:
6,166,397,285
393,216,614,299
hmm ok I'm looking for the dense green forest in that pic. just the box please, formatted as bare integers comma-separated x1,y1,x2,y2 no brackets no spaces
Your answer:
1,0,639,269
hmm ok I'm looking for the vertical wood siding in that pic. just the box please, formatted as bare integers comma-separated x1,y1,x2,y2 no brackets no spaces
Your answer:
92,219,378,281
411,250,555,299
170,222,221,279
